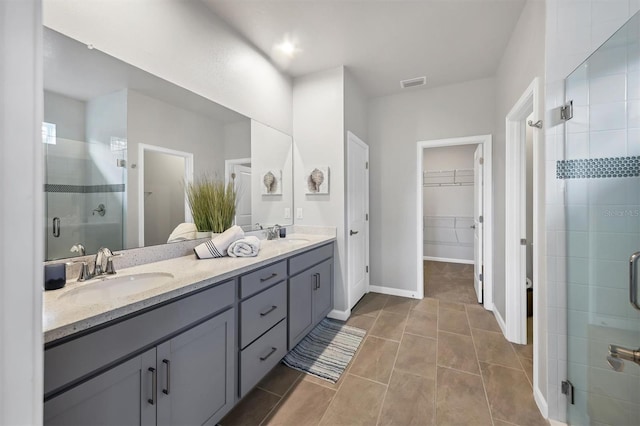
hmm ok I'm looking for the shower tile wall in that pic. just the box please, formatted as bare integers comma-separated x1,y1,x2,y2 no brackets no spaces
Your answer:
545,0,640,421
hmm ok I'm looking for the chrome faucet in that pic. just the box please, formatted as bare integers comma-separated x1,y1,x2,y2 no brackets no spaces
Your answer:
266,224,281,240
95,247,122,276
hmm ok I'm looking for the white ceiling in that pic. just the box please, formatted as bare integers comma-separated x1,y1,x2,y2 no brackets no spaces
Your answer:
202,0,526,98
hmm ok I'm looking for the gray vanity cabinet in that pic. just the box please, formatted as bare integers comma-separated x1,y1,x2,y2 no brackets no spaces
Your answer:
288,245,334,350
156,309,235,426
44,348,157,425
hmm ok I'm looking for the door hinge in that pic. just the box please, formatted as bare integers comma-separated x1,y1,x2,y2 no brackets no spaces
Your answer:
520,238,527,246
366,265,369,273
365,213,369,221
561,380,575,405
560,100,574,121
479,157,484,165
479,273,483,282
479,215,483,223
365,161,369,170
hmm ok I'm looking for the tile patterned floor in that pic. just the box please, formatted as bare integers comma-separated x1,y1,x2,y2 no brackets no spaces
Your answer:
221,290,546,426
424,260,478,305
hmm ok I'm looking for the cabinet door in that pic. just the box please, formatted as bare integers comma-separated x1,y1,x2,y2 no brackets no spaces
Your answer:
288,269,314,350
313,259,333,325
156,309,235,426
44,349,156,426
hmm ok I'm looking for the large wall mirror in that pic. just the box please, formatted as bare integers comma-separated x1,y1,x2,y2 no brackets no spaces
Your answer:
44,27,293,261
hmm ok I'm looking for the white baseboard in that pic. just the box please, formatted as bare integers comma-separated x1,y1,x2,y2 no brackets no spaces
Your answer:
548,420,567,426
369,285,420,299
493,305,507,335
423,256,474,265
327,309,350,321
534,386,549,420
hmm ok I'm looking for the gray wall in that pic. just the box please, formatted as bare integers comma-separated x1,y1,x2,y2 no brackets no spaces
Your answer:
43,91,85,141
367,77,495,295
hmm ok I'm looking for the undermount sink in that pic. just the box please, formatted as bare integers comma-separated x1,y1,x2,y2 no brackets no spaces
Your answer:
61,272,175,305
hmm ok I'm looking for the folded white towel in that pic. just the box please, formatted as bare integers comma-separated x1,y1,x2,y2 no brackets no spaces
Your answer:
167,223,197,243
228,236,261,258
194,225,244,259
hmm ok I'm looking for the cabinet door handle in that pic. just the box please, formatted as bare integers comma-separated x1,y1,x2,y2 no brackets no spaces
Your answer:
316,273,321,289
260,305,278,316
312,273,317,290
148,367,157,405
260,272,278,282
260,347,277,361
162,359,170,395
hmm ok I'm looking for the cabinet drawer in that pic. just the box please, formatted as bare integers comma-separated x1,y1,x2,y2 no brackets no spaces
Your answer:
239,320,287,397
45,280,235,397
289,243,333,276
240,281,286,349
240,260,287,298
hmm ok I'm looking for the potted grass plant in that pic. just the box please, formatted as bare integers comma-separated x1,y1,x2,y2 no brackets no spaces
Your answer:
186,175,237,237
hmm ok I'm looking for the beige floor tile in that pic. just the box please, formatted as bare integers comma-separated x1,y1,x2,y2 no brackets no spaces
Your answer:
220,388,280,426
438,308,471,336
319,374,386,426
379,370,435,426
263,380,335,426
480,363,548,426
349,336,399,384
512,341,534,360
382,295,414,317
257,364,302,396
438,301,466,312
395,333,437,379
351,292,388,318
435,367,492,426
494,420,520,426
437,331,480,375
520,356,534,387
466,305,502,333
472,328,522,369
345,314,377,332
413,297,439,315
369,311,407,341
404,309,437,338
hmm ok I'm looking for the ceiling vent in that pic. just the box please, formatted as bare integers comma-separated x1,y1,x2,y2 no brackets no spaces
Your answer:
400,76,426,89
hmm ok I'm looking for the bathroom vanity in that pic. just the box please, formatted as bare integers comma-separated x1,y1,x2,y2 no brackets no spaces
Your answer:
43,235,334,425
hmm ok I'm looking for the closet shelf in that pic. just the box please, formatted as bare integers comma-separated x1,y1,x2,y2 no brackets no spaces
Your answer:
423,169,474,187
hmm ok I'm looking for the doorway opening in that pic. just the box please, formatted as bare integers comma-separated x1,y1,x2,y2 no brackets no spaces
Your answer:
137,144,193,247
225,158,252,230
416,135,493,309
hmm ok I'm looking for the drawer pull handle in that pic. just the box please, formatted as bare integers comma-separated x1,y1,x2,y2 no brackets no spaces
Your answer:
260,272,278,282
260,305,278,316
162,359,170,395
260,347,278,361
148,367,157,405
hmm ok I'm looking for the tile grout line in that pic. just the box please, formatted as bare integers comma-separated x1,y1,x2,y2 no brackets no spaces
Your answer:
373,296,410,426
433,298,439,425
512,346,534,389
257,374,305,426
467,304,497,426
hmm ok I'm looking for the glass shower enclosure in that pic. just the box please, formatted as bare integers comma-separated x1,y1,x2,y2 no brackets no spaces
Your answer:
562,10,640,425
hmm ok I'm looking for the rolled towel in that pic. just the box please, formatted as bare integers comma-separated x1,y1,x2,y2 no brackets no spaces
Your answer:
194,225,244,259
228,236,261,258
167,223,197,243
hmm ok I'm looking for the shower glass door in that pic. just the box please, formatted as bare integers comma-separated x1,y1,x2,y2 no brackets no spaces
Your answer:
563,11,640,425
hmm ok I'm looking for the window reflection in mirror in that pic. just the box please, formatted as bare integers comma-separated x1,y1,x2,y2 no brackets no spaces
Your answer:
43,27,293,261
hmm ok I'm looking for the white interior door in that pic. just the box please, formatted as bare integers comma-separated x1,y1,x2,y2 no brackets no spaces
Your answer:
347,132,369,310
473,144,484,303
232,164,252,228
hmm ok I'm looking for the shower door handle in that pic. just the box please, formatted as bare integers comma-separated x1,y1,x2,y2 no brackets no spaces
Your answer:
630,252,640,310
52,217,61,238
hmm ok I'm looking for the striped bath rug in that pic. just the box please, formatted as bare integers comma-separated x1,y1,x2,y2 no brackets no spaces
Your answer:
282,318,366,383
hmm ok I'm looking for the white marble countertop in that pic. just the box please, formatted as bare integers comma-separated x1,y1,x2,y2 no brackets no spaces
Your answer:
43,233,335,344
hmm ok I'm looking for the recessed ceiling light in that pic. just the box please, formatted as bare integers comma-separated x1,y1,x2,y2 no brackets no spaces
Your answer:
277,40,296,56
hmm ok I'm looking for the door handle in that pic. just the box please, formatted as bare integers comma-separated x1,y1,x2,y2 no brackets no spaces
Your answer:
608,344,640,371
260,305,278,317
162,359,170,395
470,224,476,229
350,230,359,236
148,367,157,405
52,217,61,237
260,272,278,282
260,347,277,361
630,252,640,310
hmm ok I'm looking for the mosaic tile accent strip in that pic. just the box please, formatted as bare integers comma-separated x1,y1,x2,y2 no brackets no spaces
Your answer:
44,184,125,193
556,156,640,179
